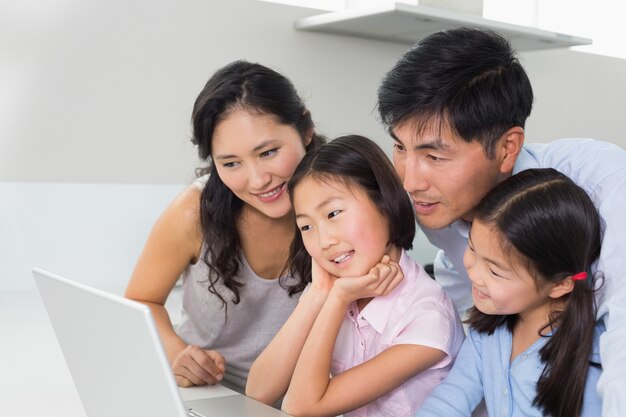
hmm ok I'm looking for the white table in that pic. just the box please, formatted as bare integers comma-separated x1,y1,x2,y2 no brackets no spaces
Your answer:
0,289,237,416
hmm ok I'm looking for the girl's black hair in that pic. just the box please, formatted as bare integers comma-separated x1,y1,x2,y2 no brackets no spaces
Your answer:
286,135,415,285
466,168,603,417
191,60,325,308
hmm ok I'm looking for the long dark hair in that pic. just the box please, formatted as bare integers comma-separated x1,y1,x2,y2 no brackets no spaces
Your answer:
191,60,325,307
377,27,533,158
466,168,602,417
286,135,415,285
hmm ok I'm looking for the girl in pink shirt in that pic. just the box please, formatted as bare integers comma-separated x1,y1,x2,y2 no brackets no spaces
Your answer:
247,135,464,417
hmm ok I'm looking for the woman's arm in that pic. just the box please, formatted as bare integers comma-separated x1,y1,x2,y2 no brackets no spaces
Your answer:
282,260,444,417
124,186,224,387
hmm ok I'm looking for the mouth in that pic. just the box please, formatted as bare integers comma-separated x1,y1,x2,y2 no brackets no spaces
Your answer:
472,285,489,300
331,250,354,265
412,199,439,215
256,183,286,202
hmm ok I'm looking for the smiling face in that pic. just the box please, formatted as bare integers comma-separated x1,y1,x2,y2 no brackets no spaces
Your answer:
293,177,398,278
463,220,554,320
212,108,309,219
391,119,511,229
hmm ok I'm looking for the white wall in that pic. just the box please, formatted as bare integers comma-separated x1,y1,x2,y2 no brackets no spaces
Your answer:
1,0,410,185
2,0,625,290
0,182,182,291
523,49,626,144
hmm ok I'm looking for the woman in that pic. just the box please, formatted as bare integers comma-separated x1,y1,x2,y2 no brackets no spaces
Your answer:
125,60,325,393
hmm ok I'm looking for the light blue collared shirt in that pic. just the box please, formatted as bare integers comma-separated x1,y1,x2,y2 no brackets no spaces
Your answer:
421,138,626,416
414,323,603,417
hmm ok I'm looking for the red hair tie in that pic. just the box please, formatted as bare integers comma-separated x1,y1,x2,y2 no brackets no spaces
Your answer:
572,272,588,281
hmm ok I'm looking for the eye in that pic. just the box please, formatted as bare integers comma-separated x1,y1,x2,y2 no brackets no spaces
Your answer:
490,269,503,278
260,148,278,158
222,161,240,168
299,224,312,232
426,154,441,161
392,142,405,152
328,210,341,219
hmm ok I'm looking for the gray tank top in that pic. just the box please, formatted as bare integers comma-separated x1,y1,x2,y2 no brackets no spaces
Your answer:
176,240,299,393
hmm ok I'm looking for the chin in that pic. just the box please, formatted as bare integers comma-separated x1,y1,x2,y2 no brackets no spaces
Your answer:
417,216,454,230
264,205,292,219
333,265,370,279
474,306,496,315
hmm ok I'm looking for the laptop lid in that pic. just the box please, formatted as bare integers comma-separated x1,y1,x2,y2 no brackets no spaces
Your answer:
33,268,290,417
33,267,189,417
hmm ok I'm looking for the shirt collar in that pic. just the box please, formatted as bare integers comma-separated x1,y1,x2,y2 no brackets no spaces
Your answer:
454,219,471,238
359,250,414,334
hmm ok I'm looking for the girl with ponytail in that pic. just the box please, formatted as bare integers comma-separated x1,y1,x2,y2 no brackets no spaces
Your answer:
416,168,603,417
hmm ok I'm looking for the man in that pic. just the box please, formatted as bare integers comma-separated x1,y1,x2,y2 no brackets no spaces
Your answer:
377,27,626,416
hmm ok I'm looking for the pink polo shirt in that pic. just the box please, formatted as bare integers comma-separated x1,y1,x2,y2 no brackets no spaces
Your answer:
330,250,465,417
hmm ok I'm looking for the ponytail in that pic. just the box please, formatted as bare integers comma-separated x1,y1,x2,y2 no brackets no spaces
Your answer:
533,273,601,417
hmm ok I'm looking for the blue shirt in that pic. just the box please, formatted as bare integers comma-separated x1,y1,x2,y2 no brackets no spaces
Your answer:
421,138,626,416
415,323,604,417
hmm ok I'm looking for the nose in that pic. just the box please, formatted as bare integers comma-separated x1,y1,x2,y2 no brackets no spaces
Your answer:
463,247,483,287
401,156,429,194
248,161,271,190
318,224,339,250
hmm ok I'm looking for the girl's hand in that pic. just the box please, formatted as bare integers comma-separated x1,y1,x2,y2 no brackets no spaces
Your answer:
171,345,226,387
310,258,337,294
331,255,403,305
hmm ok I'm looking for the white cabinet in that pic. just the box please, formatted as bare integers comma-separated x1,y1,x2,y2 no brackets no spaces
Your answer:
295,2,591,51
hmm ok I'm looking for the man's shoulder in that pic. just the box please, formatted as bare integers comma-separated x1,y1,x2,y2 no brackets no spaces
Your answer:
519,138,626,184
522,138,625,166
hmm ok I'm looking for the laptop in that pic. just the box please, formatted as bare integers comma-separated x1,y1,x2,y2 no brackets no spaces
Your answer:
33,268,289,417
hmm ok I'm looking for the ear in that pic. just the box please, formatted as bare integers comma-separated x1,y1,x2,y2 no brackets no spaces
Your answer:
304,127,314,147
496,127,524,175
548,277,575,299
302,110,314,147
